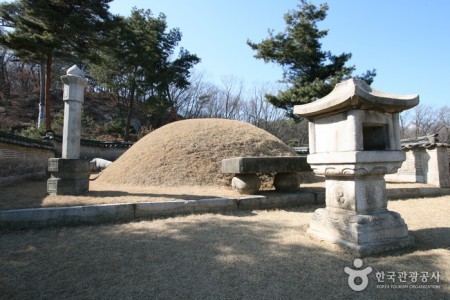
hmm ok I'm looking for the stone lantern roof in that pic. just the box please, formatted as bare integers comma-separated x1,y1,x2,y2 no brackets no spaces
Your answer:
293,78,419,119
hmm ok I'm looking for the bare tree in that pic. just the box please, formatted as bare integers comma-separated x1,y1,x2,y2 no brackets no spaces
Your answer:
400,104,450,142
242,82,285,134
172,70,215,119
200,76,244,119
219,76,244,119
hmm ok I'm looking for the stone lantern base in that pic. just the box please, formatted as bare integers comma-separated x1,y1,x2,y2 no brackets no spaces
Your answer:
47,158,90,195
308,174,415,256
308,208,415,257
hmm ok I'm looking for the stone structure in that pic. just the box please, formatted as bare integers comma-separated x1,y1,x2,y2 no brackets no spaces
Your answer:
46,134,132,161
47,66,90,195
0,131,55,187
294,78,419,256
386,134,450,187
0,130,130,187
221,156,311,194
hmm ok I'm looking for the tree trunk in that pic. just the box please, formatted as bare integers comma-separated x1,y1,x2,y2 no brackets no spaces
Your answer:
37,61,46,128
45,53,52,131
124,82,135,141
166,86,178,121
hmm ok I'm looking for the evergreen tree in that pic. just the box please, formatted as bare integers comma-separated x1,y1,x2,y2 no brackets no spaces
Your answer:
247,0,376,115
89,8,200,140
0,0,116,130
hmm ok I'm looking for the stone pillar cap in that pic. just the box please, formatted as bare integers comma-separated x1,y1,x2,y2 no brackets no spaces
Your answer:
66,65,84,77
294,78,419,119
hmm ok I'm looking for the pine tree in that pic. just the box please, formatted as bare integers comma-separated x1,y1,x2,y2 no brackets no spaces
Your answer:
247,0,376,116
89,8,200,140
0,0,116,130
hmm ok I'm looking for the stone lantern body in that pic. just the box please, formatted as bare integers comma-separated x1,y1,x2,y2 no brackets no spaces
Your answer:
294,78,419,256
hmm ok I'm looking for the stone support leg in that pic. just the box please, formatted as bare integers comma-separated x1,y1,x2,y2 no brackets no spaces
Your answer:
274,172,300,192
231,174,261,194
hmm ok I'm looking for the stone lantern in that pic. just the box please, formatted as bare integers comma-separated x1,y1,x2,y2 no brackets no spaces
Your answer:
294,78,419,256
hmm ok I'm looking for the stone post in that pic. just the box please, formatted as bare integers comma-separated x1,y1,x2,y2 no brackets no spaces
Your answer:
294,78,419,256
61,65,87,159
47,65,90,195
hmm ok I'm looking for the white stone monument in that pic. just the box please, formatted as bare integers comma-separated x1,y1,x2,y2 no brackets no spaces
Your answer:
294,78,419,256
47,65,90,195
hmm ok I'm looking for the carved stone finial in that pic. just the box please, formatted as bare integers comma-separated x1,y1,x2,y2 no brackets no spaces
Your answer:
66,65,84,77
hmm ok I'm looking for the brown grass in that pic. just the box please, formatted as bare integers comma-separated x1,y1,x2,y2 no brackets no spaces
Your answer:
0,175,243,211
0,196,449,299
97,118,297,187
0,174,442,211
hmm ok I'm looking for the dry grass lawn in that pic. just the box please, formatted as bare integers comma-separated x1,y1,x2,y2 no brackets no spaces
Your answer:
0,196,449,299
0,175,242,211
0,175,442,212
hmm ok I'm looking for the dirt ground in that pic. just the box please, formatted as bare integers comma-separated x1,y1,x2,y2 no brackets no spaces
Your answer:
0,195,449,299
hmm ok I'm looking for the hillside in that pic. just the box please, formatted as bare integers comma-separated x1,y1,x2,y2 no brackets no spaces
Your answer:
0,90,147,139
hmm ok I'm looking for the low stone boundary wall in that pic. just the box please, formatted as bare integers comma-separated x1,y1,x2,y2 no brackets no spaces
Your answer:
0,131,55,187
0,192,325,230
1,185,449,230
48,135,132,161
0,131,134,187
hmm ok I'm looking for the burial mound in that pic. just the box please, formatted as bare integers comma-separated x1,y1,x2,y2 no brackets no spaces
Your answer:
97,118,297,187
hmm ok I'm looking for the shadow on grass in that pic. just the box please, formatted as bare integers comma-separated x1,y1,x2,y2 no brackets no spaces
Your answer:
0,177,232,211
0,178,48,211
0,211,448,299
411,227,450,251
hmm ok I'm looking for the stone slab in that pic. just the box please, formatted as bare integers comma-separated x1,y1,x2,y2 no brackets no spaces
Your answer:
0,204,134,230
135,198,238,218
221,156,311,174
47,158,90,195
1,187,443,230
238,193,317,209
47,177,89,195
192,198,238,212
48,158,90,173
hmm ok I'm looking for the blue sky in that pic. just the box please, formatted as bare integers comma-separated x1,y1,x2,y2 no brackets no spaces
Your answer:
109,0,450,107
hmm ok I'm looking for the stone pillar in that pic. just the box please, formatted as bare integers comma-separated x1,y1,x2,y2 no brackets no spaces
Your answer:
47,65,90,195
61,65,87,159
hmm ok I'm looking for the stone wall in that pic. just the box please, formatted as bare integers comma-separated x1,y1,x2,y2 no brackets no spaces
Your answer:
0,131,133,187
0,132,55,187
49,137,132,161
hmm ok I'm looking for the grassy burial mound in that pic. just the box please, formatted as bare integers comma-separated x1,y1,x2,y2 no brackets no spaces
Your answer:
97,118,297,187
